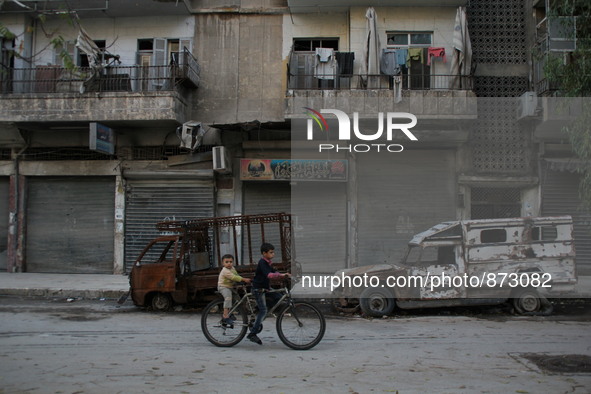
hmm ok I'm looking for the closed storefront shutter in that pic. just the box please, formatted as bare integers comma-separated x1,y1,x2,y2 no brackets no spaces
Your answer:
242,182,291,265
0,177,8,271
243,181,348,273
26,177,115,273
356,150,457,265
542,166,591,274
292,182,348,274
124,180,214,272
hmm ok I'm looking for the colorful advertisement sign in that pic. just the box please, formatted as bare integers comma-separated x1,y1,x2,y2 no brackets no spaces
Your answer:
240,159,348,181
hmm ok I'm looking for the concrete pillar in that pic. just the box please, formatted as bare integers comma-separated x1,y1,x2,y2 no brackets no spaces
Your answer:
113,175,126,274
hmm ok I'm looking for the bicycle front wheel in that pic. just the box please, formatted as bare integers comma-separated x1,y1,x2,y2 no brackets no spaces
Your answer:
276,302,326,350
201,299,248,347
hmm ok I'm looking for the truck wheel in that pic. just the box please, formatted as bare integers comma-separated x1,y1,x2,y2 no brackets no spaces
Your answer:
359,288,395,317
512,288,541,314
151,292,173,312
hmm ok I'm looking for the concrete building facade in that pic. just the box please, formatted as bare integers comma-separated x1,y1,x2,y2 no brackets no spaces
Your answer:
0,0,588,276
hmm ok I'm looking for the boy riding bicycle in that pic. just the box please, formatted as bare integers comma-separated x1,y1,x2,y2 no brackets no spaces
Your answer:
247,243,291,345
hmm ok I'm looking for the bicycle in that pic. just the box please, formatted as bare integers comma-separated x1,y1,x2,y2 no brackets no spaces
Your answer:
201,279,326,350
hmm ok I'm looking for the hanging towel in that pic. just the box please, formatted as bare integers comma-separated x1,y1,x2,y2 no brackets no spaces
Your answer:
314,48,337,80
380,49,400,76
427,47,446,65
406,48,424,67
335,52,355,75
395,48,408,66
393,75,402,103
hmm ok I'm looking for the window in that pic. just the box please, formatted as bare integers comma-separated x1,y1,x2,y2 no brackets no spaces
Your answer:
293,38,339,52
532,226,558,241
78,40,106,67
386,31,433,89
480,229,507,243
387,32,432,46
290,38,340,89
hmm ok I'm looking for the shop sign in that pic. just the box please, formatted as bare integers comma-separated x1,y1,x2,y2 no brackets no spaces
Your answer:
89,122,115,155
240,159,347,181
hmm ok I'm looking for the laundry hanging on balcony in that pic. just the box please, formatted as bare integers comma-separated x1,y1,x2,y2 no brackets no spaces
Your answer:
395,48,408,66
380,49,401,76
335,52,355,76
427,47,446,65
406,48,425,67
450,6,472,89
314,48,337,80
360,7,380,88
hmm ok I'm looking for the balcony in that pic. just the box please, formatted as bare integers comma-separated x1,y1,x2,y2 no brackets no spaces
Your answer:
0,49,199,125
285,72,476,121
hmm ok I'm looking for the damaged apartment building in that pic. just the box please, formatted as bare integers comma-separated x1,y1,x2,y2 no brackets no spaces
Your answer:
0,0,589,277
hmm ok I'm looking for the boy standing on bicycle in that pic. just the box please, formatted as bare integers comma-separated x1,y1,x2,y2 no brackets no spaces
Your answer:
247,243,291,345
218,254,251,327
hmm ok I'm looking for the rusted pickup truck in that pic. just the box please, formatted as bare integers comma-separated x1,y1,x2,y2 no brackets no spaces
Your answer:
128,213,294,311
333,216,577,316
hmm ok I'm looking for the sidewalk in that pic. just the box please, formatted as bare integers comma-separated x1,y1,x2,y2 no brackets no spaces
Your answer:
0,272,590,300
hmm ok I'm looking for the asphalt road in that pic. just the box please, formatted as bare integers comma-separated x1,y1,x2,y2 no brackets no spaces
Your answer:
0,296,590,393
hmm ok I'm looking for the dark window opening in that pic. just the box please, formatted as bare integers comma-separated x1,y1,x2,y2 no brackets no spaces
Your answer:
293,38,339,52
481,229,507,243
79,40,106,67
137,39,154,51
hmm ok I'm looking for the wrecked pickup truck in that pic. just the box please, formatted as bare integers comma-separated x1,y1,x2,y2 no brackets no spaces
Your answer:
333,216,577,316
127,213,294,311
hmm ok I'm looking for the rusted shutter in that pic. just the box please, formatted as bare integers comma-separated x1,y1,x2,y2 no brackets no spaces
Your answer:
25,177,115,273
542,166,591,274
356,150,457,266
0,177,8,271
124,180,214,272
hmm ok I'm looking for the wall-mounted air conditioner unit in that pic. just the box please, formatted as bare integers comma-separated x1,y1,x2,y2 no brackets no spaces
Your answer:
177,121,204,151
516,92,539,120
213,146,232,173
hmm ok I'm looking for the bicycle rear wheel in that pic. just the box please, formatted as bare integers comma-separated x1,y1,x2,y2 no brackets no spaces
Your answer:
276,301,325,350
201,299,248,347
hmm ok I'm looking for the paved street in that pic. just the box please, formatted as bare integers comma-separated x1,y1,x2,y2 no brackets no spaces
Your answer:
0,296,590,393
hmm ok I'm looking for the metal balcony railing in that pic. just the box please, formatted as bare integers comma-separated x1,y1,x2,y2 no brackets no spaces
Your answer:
288,73,473,91
0,49,200,94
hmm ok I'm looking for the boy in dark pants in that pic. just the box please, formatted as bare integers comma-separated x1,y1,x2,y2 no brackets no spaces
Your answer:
247,242,291,345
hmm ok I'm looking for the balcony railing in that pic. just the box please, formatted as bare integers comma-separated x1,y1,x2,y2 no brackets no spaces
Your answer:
1,49,200,94
288,73,473,91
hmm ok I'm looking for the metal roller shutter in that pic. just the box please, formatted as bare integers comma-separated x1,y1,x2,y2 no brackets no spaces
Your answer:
0,177,8,271
26,177,115,273
356,150,457,266
542,168,591,274
124,180,214,272
292,182,348,274
242,182,291,265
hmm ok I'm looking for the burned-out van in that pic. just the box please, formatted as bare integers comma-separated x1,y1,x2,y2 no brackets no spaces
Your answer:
333,216,577,316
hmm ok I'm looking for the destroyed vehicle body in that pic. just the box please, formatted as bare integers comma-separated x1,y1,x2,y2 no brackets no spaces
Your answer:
130,213,293,311
333,216,577,317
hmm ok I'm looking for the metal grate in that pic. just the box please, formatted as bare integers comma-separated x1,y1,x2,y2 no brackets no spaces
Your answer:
472,97,531,174
471,187,521,219
473,76,529,98
0,149,11,160
16,145,213,161
467,0,527,65
20,147,114,161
